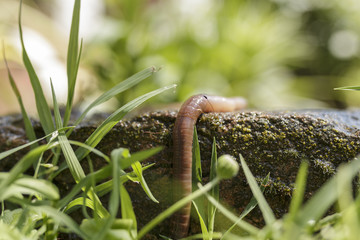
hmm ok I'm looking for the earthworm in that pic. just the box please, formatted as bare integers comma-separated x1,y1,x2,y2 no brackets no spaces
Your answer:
172,94,247,238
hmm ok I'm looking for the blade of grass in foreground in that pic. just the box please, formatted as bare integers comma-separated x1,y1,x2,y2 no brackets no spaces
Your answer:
51,80,85,182
75,84,176,161
63,0,82,126
0,127,72,161
240,155,276,225
222,173,270,238
0,145,52,201
51,81,109,218
208,137,218,237
18,0,54,136
3,46,37,145
31,205,89,239
296,157,360,226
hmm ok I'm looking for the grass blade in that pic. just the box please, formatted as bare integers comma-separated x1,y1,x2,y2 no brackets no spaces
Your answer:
193,127,202,183
0,145,51,201
51,79,85,182
222,173,270,238
334,86,360,91
31,205,89,239
64,0,82,126
71,67,159,130
18,0,54,135
120,184,137,237
296,157,360,225
288,161,308,220
208,137,218,236
192,200,209,240
75,84,176,160
3,46,37,145
240,154,276,225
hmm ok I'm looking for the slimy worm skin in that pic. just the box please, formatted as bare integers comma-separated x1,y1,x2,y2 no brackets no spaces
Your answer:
171,94,247,238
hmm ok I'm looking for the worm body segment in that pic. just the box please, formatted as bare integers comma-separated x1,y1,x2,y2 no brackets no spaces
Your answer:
172,94,246,238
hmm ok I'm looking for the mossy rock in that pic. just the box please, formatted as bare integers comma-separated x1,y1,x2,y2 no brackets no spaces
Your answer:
1,110,360,237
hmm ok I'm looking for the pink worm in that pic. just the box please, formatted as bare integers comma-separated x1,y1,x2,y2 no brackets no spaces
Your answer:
172,94,247,238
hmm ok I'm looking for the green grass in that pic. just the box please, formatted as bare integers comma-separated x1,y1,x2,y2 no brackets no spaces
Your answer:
2,0,360,240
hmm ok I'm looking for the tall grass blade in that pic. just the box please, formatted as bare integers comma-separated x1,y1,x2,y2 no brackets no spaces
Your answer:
51,80,85,182
75,84,176,160
18,0,54,135
288,161,308,220
64,0,82,126
192,127,205,224
3,47,37,145
240,154,276,225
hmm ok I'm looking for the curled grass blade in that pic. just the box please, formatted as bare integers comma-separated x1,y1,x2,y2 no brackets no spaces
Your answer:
18,0,54,136
75,84,176,161
0,174,59,201
131,161,158,203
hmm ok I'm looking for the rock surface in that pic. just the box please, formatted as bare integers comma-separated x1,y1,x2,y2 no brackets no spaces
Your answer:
1,110,360,237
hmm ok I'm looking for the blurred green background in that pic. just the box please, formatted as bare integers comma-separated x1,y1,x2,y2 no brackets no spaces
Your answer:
1,0,360,116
